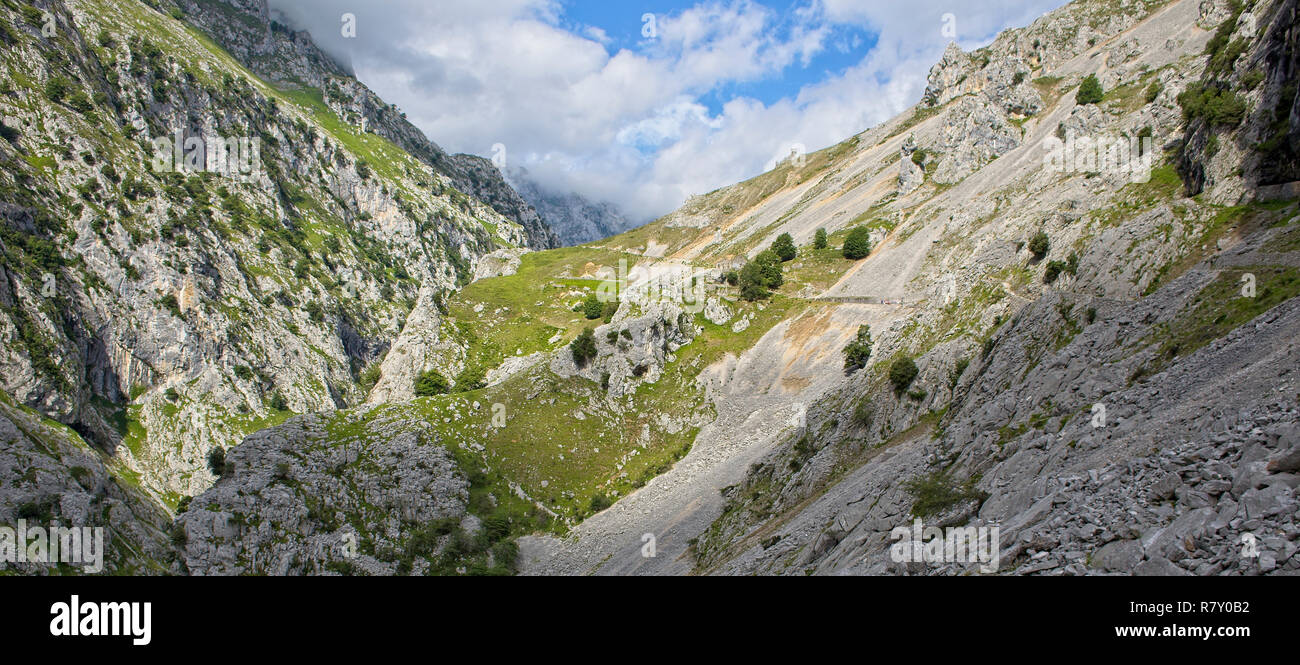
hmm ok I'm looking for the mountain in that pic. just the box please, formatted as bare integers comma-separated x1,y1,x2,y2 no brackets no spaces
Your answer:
504,167,639,246
0,0,556,549
2,0,1298,577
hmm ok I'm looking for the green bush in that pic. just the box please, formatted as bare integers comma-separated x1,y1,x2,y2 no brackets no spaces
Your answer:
843,226,872,260
754,250,783,288
813,228,828,250
738,262,769,301
842,325,873,372
1145,81,1163,104
206,447,228,477
889,357,919,392
771,233,797,262
903,471,987,519
1044,260,1067,284
582,293,604,319
1177,83,1247,126
414,369,449,397
1075,74,1103,105
454,363,486,392
1028,231,1050,260
570,328,597,366
359,362,382,390
158,294,182,318
589,493,612,513
44,77,69,103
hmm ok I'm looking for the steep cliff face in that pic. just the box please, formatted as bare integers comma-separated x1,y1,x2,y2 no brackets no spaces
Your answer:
0,0,549,508
176,0,560,250
1177,0,1299,197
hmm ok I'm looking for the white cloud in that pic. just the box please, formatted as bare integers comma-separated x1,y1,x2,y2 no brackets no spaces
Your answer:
268,0,1066,223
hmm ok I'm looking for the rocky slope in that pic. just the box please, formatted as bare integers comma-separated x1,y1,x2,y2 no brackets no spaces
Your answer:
4,0,1298,577
0,0,554,518
519,0,1300,575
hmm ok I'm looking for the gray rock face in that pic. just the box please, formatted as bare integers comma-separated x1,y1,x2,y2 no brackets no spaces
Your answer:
0,0,550,504
550,301,698,399
177,413,469,575
929,96,1022,185
898,136,925,196
0,397,178,575
179,0,559,250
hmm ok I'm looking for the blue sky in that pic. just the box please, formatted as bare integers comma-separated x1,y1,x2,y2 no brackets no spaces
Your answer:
270,0,1068,221
558,0,880,117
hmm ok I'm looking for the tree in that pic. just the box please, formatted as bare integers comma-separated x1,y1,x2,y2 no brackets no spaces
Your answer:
582,293,604,320
738,261,770,301
843,325,873,372
772,233,797,262
843,227,872,260
754,250,784,289
206,447,228,477
1028,231,1050,260
414,369,450,397
1076,74,1104,105
813,228,828,250
889,357,919,392
570,328,597,366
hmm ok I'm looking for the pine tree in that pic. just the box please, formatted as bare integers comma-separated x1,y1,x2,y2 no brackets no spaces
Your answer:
1076,74,1104,105
772,233,797,262
843,227,872,259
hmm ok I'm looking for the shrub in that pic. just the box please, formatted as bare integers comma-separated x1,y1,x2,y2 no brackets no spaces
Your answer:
951,357,971,387
414,369,450,397
813,228,828,250
851,400,874,427
206,447,228,477
738,262,769,301
601,301,619,324
66,91,93,114
570,328,597,366
843,227,872,259
1028,231,1050,260
589,493,612,513
0,122,18,144
754,250,783,288
1177,83,1247,126
359,363,382,390
723,270,739,286
889,357,919,391
1044,260,1067,284
904,471,987,519
771,233,797,262
1145,81,1163,104
454,364,486,392
842,325,873,372
158,294,182,318
44,77,69,103
582,294,604,319
1075,74,1103,105
269,392,288,411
